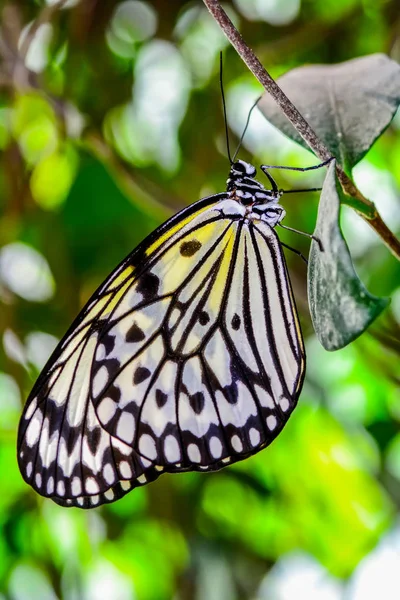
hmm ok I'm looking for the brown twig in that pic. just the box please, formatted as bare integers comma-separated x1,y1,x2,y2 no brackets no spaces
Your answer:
204,0,332,160
202,0,400,261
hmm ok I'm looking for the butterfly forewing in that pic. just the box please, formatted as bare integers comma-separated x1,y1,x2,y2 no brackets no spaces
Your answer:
18,163,306,508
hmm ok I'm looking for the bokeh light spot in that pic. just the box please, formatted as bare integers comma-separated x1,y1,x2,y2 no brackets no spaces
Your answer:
0,242,55,302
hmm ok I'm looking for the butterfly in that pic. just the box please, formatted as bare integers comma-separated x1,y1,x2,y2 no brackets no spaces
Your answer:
16,149,333,509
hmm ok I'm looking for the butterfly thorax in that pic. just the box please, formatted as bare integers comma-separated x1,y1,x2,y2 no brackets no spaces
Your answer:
225,159,285,227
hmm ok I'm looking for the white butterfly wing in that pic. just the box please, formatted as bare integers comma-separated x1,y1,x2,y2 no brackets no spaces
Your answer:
18,194,305,508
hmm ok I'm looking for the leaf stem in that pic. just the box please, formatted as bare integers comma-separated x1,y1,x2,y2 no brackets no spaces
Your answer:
202,0,400,261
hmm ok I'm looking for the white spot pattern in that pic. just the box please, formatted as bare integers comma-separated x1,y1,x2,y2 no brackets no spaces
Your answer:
249,428,260,446
231,435,243,452
47,476,54,495
164,435,180,463
85,478,100,494
139,434,157,461
280,397,290,412
116,413,135,444
209,437,222,459
103,464,114,485
92,365,109,398
71,477,82,495
97,397,117,425
119,461,132,479
187,444,201,463
26,411,43,447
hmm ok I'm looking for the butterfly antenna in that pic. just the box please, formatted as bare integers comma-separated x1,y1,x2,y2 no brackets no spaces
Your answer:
220,52,233,165
232,95,262,162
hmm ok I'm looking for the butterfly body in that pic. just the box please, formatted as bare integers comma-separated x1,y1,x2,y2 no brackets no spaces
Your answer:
18,159,305,508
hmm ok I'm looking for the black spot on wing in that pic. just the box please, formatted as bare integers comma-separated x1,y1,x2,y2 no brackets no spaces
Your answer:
199,311,210,326
44,398,65,439
180,240,202,257
65,423,81,455
102,331,116,355
93,358,119,379
137,272,159,300
126,322,145,343
155,389,168,408
87,426,101,454
231,314,241,330
223,381,239,405
133,366,151,385
189,391,205,415
107,382,122,402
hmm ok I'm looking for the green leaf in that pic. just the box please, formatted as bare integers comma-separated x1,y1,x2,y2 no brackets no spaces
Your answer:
259,54,400,171
308,161,389,350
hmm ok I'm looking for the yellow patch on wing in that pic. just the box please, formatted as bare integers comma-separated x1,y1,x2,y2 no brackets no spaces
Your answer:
106,265,135,291
146,205,211,256
207,226,236,314
100,278,134,318
79,267,136,327
84,294,113,323
154,220,232,297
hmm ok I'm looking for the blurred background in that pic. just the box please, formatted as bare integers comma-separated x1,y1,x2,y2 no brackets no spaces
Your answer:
1,0,400,599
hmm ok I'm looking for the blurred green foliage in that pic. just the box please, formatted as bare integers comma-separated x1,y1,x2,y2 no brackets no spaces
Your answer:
0,1,400,599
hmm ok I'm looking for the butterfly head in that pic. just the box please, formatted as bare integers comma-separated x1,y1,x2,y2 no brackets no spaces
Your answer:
229,159,257,179
225,159,285,226
226,159,279,206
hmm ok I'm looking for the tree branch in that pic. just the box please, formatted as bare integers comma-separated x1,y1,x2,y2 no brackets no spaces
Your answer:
202,0,400,261
204,0,331,160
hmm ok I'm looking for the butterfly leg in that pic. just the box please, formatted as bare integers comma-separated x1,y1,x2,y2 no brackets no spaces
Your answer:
279,187,322,194
260,167,280,195
260,157,334,173
280,241,308,264
278,223,324,252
